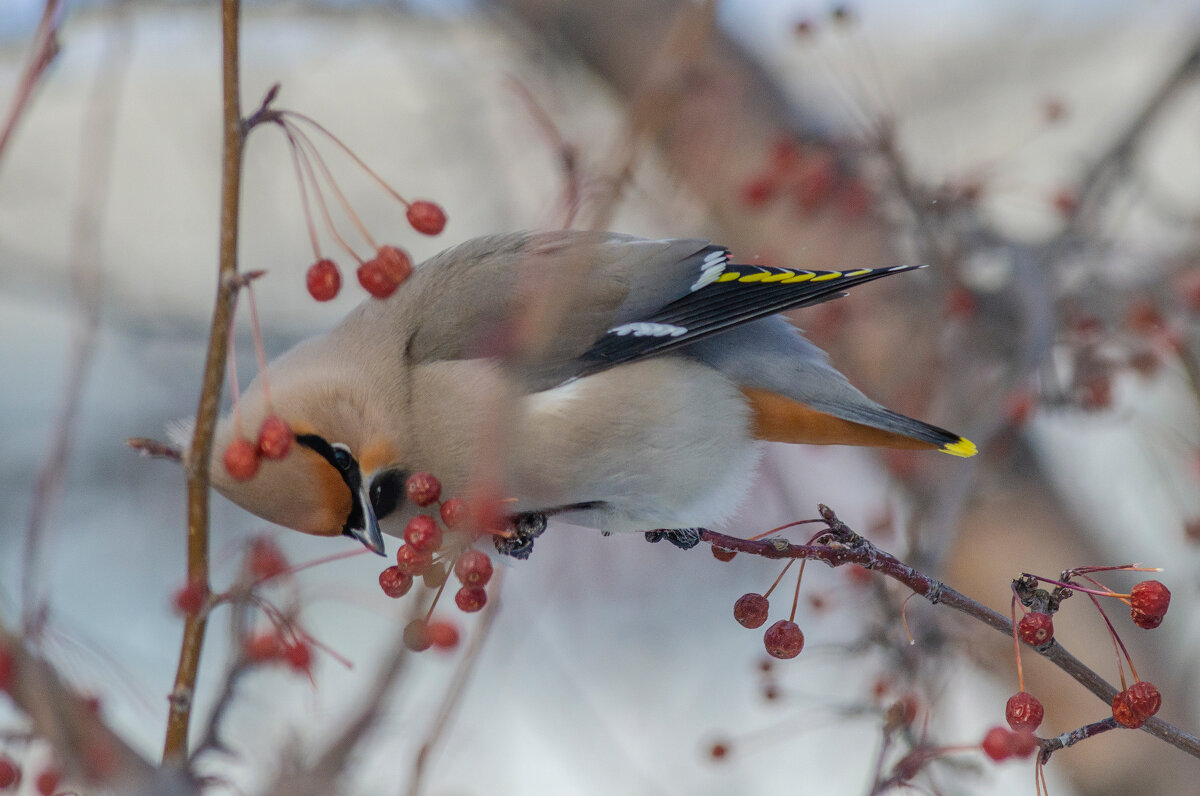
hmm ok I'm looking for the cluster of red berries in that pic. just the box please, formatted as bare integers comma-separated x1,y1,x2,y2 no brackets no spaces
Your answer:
0,758,62,795
732,591,805,660
980,726,1038,762
739,139,872,220
305,201,445,302
223,414,294,481
376,472,496,650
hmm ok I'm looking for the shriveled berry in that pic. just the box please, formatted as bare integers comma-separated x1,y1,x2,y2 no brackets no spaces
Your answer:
427,620,459,649
405,472,442,507
1005,691,1044,732
1112,689,1142,728
357,260,399,299
711,546,737,562
454,549,493,587
249,536,289,580
981,726,1014,761
407,200,447,235
403,619,431,651
423,561,449,589
306,259,341,301
172,579,208,616
244,632,282,663
35,768,60,796
455,586,488,613
283,640,312,674
396,543,433,576
0,756,20,789
1126,681,1162,724
1130,580,1170,629
733,593,769,629
257,415,293,460
375,245,413,284
763,620,804,659
1018,612,1054,646
379,566,413,598
223,437,260,480
440,498,469,528
404,514,442,554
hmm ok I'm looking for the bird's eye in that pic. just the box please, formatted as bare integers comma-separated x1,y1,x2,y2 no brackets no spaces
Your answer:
370,470,405,520
330,443,354,473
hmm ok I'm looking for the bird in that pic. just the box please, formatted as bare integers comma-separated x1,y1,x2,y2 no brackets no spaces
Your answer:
172,231,975,558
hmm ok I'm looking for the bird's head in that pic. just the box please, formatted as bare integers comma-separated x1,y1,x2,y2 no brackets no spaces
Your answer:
173,336,412,557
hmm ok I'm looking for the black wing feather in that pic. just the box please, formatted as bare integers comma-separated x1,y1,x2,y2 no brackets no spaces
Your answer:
579,263,922,371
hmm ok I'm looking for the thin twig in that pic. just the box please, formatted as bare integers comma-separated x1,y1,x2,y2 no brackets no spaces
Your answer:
21,8,131,633
700,505,1200,761
404,572,504,796
0,0,66,173
163,0,246,762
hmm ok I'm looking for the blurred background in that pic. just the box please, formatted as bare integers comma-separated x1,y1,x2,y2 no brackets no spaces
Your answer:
3,0,1200,793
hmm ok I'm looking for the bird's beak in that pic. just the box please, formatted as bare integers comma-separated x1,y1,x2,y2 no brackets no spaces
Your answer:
347,484,387,556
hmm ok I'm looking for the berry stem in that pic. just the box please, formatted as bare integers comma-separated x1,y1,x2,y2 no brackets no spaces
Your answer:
1010,592,1026,692
762,559,795,599
746,518,825,542
788,558,807,623
243,282,272,409
1085,592,1139,686
279,122,364,265
225,310,243,437
282,110,412,208
282,119,378,251
281,118,323,260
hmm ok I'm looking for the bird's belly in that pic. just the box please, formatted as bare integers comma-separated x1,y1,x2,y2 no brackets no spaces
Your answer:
513,357,761,532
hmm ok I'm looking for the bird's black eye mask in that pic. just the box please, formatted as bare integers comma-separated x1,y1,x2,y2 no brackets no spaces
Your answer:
295,434,407,535
295,433,364,534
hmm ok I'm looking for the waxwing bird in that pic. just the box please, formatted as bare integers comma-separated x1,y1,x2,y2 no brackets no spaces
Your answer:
173,231,975,557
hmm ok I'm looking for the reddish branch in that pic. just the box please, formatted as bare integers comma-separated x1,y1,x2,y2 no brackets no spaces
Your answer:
0,0,65,172
702,506,1200,761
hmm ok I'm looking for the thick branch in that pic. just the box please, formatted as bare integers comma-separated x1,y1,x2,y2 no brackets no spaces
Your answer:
701,505,1200,761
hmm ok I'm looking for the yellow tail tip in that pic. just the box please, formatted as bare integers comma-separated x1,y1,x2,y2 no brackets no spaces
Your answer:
941,437,978,458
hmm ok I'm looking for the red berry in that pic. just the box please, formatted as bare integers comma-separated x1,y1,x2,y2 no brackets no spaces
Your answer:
1112,689,1142,728
981,726,1014,761
306,258,341,301
1009,730,1039,758
405,472,442,507
83,737,117,780
1052,188,1078,218
396,543,433,576
0,756,20,789
454,586,488,613
711,546,737,562
375,245,413,284
244,632,282,663
403,619,432,651
404,514,442,554
35,768,60,796
257,415,293,460
427,620,459,649
0,646,12,692
283,640,312,674
709,741,730,760
172,579,208,616
1126,680,1163,723
733,593,769,629
454,549,493,587
249,536,289,580
406,200,447,235
1018,612,1054,646
223,437,260,480
1005,691,1044,732
379,565,414,598
357,259,399,299
1130,580,1170,629
440,498,468,528
740,175,777,208
763,620,805,659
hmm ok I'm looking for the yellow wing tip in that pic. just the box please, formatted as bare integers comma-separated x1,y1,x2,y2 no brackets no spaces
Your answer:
941,437,978,458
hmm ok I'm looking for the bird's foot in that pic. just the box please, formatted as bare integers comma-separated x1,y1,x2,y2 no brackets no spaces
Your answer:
492,512,548,560
644,528,704,550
